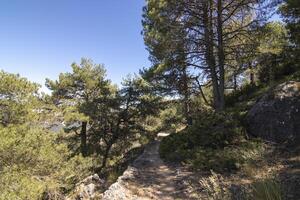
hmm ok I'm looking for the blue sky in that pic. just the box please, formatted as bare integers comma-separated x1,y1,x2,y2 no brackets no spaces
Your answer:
0,0,150,91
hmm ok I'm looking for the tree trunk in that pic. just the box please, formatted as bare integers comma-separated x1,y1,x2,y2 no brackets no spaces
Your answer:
217,0,225,111
182,66,192,126
195,77,211,106
249,62,254,84
100,142,113,170
100,119,121,171
203,0,222,112
80,121,88,157
233,72,238,91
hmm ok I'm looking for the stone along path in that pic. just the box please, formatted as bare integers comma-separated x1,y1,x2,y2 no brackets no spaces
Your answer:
102,138,199,200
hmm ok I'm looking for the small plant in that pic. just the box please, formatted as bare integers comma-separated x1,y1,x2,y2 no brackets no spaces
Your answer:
199,171,231,200
250,179,282,200
225,84,261,107
159,110,265,172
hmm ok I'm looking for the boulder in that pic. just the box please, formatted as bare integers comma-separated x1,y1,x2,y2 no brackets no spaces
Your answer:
67,174,104,200
246,81,300,143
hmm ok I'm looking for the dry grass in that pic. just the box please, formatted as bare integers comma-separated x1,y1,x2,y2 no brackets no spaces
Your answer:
250,179,282,200
198,171,231,200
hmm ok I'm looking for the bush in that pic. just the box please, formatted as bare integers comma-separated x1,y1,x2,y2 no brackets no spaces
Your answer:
257,50,299,85
159,105,184,132
225,84,261,107
199,171,231,200
160,132,191,161
250,179,282,200
189,140,265,172
0,125,94,199
159,111,265,172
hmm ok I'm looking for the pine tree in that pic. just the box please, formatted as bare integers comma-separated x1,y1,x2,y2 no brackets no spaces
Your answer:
280,0,300,48
0,70,40,126
142,0,271,111
46,58,113,156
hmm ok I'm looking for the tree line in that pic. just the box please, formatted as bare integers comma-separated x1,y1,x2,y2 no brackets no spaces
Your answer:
0,0,298,198
141,0,299,120
0,59,163,198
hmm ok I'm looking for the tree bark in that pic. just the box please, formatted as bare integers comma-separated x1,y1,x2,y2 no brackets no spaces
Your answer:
100,118,121,171
100,142,113,170
182,65,192,125
233,72,238,91
217,0,225,111
204,0,222,111
80,121,88,157
195,78,211,106
249,62,254,84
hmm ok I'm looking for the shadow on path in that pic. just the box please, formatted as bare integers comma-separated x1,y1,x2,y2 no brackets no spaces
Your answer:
102,138,199,200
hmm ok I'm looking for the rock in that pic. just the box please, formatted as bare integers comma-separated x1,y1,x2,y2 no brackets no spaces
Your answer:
157,132,170,138
246,81,300,143
67,174,104,200
102,181,129,200
102,166,138,200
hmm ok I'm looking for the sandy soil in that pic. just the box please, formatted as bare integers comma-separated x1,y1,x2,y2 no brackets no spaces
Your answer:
102,139,199,200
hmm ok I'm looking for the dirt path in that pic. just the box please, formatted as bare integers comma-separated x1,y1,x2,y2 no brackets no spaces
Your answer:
102,139,198,200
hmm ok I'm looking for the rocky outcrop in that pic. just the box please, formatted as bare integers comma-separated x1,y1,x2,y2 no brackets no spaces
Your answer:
246,81,300,143
102,167,139,200
67,174,104,200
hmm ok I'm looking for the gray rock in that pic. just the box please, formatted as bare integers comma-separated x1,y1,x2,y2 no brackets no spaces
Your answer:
246,81,300,143
67,174,104,200
102,166,138,200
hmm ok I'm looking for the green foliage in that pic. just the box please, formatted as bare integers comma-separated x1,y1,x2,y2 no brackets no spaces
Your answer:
0,125,94,199
289,70,300,81
258,22,288,55
225,69,300,112
256,22,294,84
46,58,113,124
280,0,300,48
47,59,162,166
0,70,98,199
257,52,298,84
199,171,231,200
225,84,262,107
121,75,162,119
102,146,145,185
46,58,119,157
190,140,264,172
143,0,274,112
158,101,184,132
160,110,265,172
0,70,40,126
249,179,282,200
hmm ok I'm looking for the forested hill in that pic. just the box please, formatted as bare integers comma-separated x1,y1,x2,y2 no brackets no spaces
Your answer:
0,0,299,199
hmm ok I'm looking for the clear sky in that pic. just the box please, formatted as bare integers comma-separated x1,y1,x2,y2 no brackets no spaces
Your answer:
0,0,150,91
